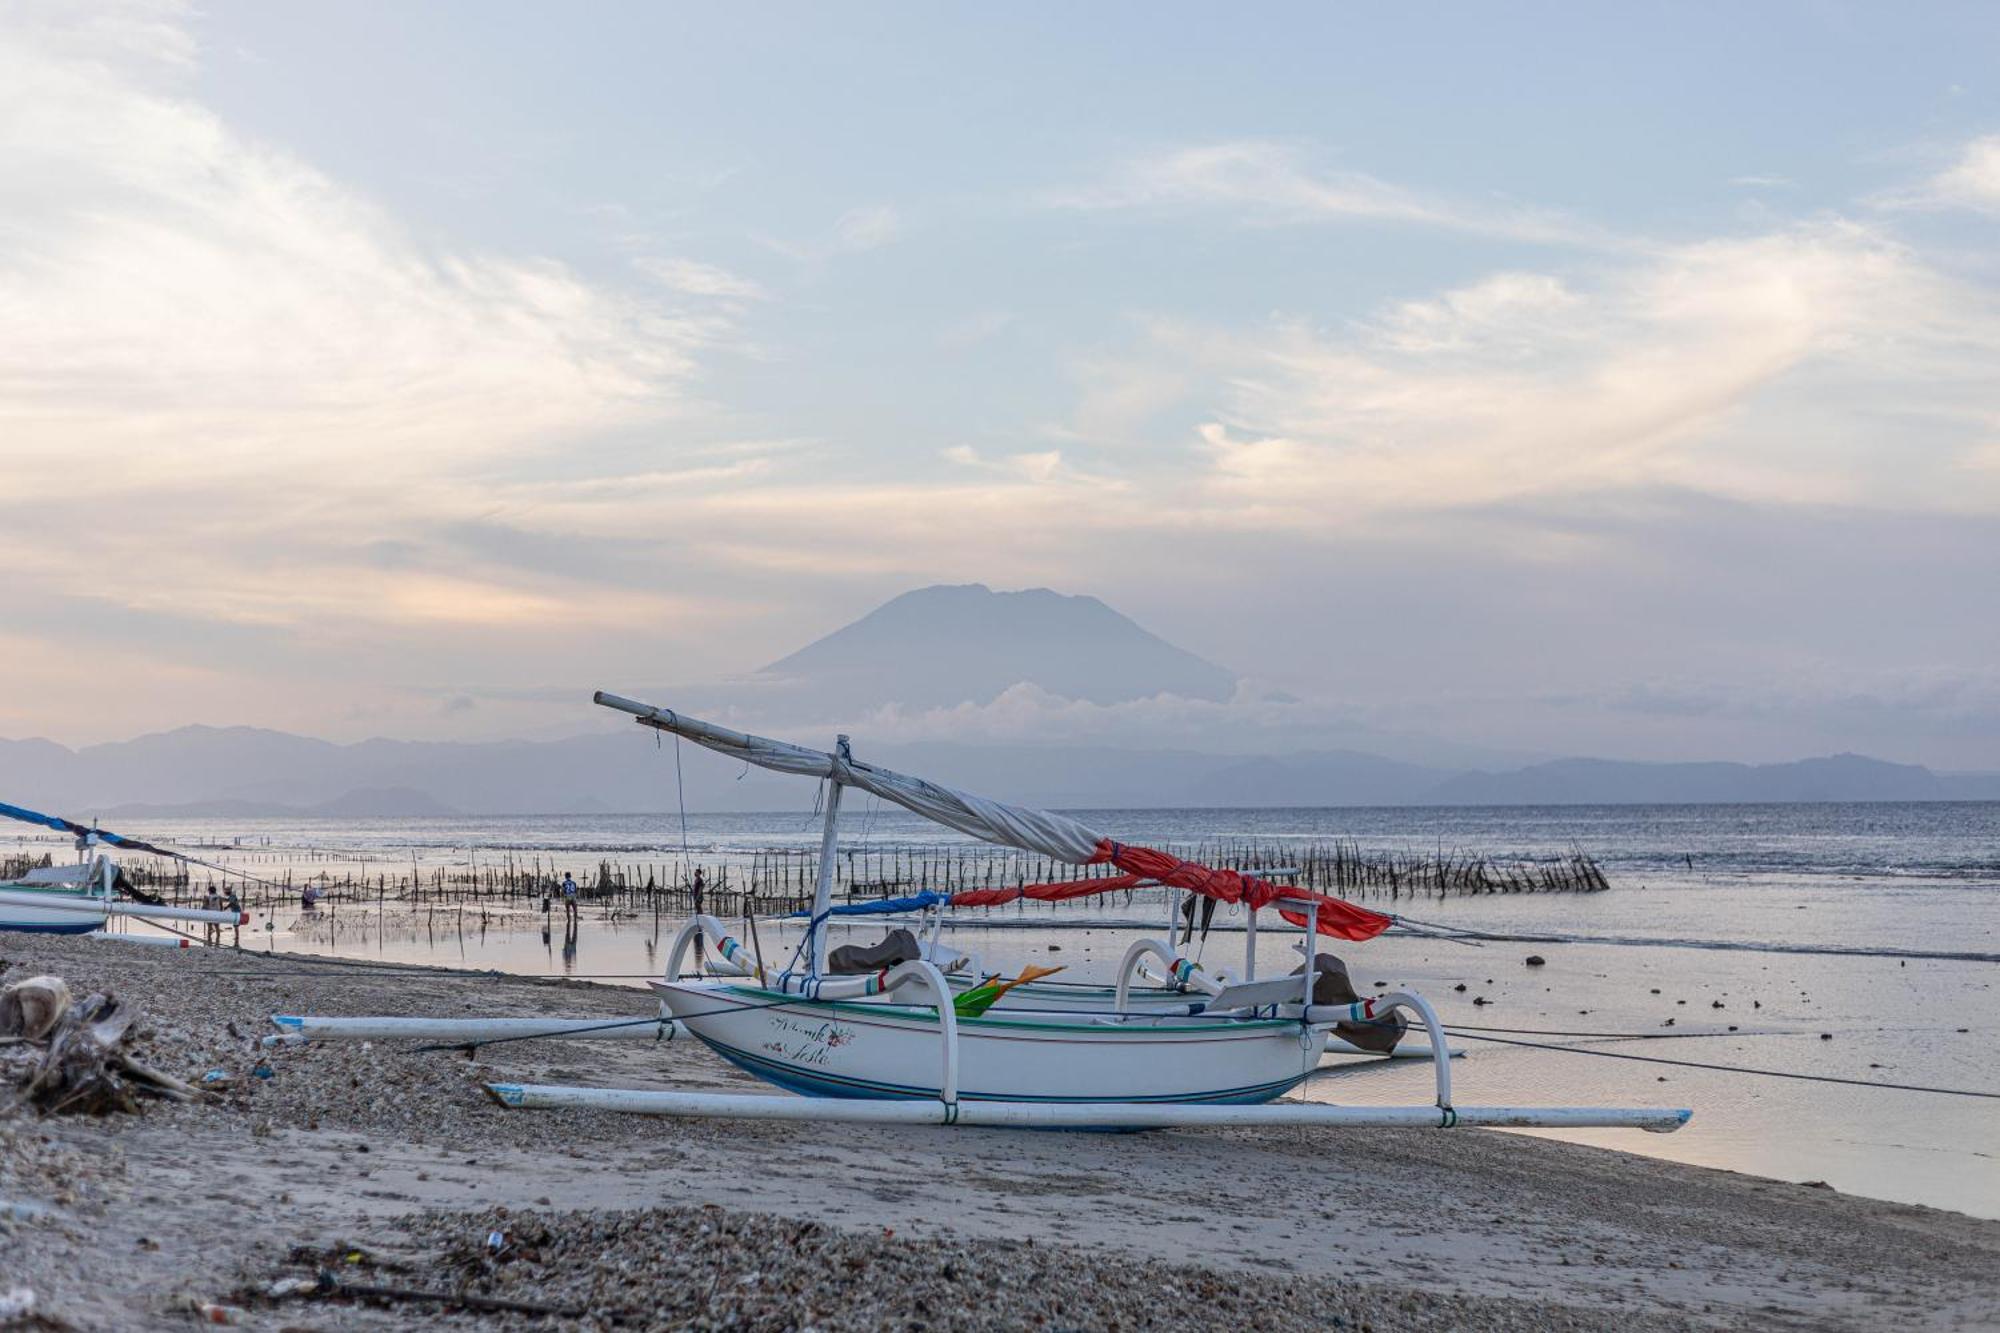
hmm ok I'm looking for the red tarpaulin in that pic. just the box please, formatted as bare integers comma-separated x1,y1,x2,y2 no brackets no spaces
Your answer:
943,844,1392,942
1093,839,1392,941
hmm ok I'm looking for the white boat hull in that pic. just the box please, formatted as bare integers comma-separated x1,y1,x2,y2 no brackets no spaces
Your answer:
0,885,109,934
0,883,249,936
654,980,1320,1105
929,975,1442,1058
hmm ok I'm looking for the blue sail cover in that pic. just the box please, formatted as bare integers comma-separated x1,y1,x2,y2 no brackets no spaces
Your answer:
787,891,949,918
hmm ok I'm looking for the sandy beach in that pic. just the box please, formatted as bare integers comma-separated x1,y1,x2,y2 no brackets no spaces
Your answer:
1,934,1994,1331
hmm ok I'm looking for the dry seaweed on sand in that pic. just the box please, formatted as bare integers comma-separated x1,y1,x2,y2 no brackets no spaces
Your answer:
232,1204,1693,1333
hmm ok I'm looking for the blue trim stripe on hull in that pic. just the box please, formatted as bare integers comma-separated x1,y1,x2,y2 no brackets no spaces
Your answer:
0,919,103,935
691,1032,1308,1107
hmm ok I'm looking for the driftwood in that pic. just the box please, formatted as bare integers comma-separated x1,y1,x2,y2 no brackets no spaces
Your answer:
316,1273,593,1319
0,976,191,1116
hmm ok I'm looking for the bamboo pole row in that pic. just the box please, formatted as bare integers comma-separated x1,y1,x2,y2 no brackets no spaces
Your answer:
32,835,1608,915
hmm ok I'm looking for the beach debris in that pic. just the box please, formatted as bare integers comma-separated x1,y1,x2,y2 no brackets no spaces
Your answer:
0,975,195,1116
1525,955,1546,967
192,1300,242,1324
249,1259,594,1321
0,1288,35,1320
0,978,73,1043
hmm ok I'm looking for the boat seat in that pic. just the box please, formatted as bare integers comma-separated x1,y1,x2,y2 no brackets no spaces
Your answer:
1294,952,1407,1054
828,927,922,975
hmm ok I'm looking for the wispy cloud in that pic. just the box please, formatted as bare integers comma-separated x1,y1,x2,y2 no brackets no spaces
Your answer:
0,10,720,497
1044,140,1613,247
1924,134,2000,214
758,203,905,262
834,204,902,251
0,1,762,736
1047,221,2000,525
633,255,768,302
1872,133,2000,216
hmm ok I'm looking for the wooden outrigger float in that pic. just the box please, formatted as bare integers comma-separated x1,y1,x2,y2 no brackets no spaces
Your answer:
454,693,1691,1134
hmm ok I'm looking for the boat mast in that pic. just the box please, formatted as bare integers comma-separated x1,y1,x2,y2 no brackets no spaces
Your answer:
809,735,850,976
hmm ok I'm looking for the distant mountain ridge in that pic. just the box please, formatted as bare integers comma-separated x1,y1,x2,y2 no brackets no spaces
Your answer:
3,583,1996,817
1429,753,2000,805
100,786,462,821
3,727,1995,818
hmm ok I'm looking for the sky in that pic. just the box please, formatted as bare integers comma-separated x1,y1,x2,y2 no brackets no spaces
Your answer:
3,1,1999,769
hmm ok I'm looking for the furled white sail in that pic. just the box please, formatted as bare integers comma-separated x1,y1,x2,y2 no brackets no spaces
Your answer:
593,691,1394,942
593,692,1102,861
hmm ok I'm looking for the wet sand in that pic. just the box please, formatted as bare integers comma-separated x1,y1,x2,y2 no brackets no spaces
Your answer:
4,934,1998,1330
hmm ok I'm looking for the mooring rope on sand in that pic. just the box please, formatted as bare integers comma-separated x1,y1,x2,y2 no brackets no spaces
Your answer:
1442,1021,1795,1041
1389,916,2000,965
1442,1028,2000,1100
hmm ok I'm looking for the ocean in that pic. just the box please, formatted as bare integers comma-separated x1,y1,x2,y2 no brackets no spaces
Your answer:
21,800,1998,1219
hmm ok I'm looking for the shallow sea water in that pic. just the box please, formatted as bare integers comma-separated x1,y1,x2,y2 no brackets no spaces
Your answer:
50,801,2000,1220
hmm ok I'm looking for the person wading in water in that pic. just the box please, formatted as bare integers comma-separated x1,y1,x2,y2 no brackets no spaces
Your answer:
201,885,224,945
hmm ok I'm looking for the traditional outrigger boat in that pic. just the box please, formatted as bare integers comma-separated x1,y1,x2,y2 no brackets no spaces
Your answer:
480,693,1691,1133
0,802,248,937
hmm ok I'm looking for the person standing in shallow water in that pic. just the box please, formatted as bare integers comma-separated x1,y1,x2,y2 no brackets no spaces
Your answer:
202,884,223,945
561,871,579,923
223,887,242,948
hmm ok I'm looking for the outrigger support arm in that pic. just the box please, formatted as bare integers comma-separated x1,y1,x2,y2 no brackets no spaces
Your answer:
665,915,759,981
1114,938,1226,1008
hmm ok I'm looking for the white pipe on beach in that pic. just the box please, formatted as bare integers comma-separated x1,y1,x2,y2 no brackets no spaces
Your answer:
1323,1037,1459,1059
484,1083,1693,1133
108,902,247,925
268,1014,687,1043
86,931,191,948
0,888,245,926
